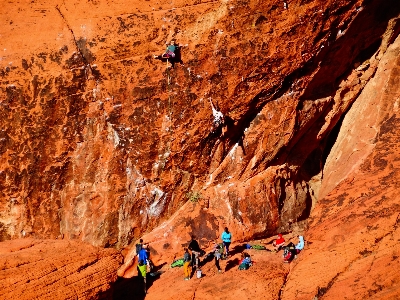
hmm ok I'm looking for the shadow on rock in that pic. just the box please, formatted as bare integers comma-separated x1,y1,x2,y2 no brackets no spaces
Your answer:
201,252,215,266
225,258,240,272
108,267,164,299
230,244,246,256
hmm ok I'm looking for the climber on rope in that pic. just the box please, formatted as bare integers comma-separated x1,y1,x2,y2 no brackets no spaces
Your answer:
153,40,186,68
154,40,176,59
209,98,226,133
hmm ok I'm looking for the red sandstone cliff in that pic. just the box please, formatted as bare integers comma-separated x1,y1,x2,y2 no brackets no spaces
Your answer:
1,0,400,298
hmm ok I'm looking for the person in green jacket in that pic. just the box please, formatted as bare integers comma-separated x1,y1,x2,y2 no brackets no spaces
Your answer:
137,260,147,294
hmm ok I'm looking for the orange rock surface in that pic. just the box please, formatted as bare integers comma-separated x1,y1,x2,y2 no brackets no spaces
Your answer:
145,248,288,300
1,0,400,298
1,0,383,246
281,29,400,300
0,239,122,299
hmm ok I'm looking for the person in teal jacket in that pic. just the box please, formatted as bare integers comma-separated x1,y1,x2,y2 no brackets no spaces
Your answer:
221,227,232,257
153,41,176,59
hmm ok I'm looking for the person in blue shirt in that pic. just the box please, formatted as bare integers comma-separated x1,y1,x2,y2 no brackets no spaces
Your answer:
138,247,148,265
221,227,232,257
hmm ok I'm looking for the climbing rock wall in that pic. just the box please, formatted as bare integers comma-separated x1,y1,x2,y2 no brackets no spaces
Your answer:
281,32,400,299
1,0,400,258
0,238,122,299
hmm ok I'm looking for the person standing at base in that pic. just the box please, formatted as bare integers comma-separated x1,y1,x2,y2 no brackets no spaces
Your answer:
221,227,232,257
137,260,147,294
138,246,148,266
214,244,222,272
188,236,202,269
183,248,191,280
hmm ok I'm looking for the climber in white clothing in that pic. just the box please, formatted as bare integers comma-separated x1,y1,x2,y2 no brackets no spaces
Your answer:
209,98,225,128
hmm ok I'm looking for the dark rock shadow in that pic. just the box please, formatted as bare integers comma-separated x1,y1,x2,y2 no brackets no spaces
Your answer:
229,244,246,256
108,263,165,300
107,276,146,300
224,258,240,272
200,252,215,266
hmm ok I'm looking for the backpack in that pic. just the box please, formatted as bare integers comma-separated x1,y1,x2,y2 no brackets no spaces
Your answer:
287,242,295,250
135,243,142,254
283,246,295,262
252,244,266,250
170,258,185,268
283,246,290,258
238,262,250,270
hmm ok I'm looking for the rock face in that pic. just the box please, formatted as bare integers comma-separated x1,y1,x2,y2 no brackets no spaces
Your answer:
1,0,398,249
1,0,400,298
1,0,400,296
0,239,123,299
281,30,400,300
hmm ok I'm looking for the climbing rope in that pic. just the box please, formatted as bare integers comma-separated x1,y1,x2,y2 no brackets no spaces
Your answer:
158,58,174,184
166,59,172,119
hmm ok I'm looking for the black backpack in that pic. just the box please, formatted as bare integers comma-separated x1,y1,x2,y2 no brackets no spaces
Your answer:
136,243,142,254
287,242,295,249
283,247,290,257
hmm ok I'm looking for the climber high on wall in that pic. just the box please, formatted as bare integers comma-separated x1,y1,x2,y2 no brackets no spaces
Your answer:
153,40,186,68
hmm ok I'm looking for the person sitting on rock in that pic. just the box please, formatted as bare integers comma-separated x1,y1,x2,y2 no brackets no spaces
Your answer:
272,233,285,251
238,252,252,270
295,235,304,253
